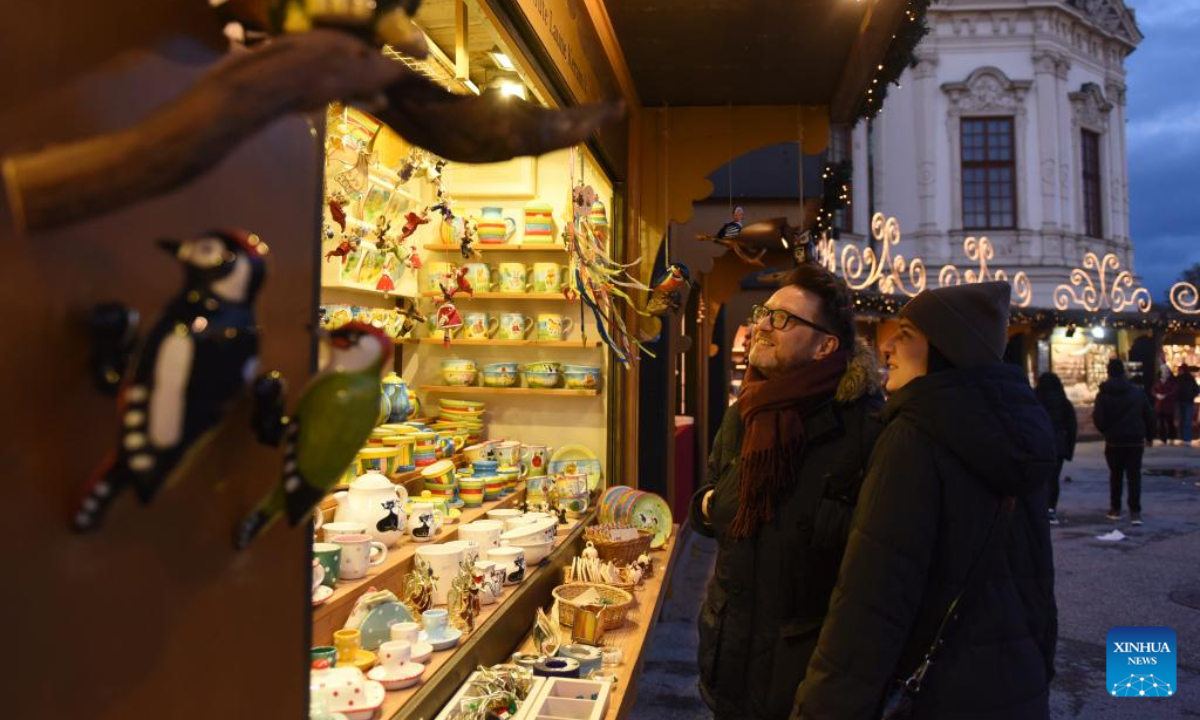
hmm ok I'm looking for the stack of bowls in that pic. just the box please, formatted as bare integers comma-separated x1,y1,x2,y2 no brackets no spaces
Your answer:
562,365,602,390
522,361,562,389
442,358,477,387
420,459,457,504
480,361,519,388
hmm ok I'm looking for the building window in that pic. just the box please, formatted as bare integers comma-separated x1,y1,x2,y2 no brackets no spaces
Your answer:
960,117,1016,229
1081,129,1103,238
829,125,853,234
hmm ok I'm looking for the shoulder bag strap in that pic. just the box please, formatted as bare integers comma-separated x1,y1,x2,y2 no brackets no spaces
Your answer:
901,495,1017,693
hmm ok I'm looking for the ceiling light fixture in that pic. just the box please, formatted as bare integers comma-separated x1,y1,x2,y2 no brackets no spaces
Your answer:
499,81,527,99
488,50,516,71
462,79,480,95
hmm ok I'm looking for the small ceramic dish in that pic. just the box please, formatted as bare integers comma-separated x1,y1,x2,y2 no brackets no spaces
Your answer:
409,641,434,664
524,370,561,388
442,368,477,386
481,370,518,388
420,627,463,651
346,649,377,672
368,662,425,691
312,585,334,606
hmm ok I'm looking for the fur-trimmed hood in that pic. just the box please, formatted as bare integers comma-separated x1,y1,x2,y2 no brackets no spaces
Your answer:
834,339,884,404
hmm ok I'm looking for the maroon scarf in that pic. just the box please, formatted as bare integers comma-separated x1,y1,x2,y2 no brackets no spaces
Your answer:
732,350,849,538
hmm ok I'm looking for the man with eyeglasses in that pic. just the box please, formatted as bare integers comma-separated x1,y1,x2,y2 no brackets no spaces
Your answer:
689,263,885,720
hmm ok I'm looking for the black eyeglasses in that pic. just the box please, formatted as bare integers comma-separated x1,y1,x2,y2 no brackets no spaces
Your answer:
750,304,835,335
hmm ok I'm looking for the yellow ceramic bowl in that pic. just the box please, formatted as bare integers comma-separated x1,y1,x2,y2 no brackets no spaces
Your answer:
379,424,419,436
347,649,376,672
357,446,400,476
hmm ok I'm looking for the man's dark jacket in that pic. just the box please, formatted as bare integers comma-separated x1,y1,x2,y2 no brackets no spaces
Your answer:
795,364,1058,720
1093,376,1155,446
689,344,884,720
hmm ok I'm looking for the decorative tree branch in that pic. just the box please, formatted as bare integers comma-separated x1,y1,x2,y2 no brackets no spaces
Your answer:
3,28,623,233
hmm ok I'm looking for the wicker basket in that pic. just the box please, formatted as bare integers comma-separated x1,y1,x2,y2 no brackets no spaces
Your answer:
552,583,633,630
561,566,639,596
584,528,654,566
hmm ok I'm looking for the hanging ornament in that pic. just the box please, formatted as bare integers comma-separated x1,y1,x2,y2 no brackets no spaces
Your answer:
398,210,430,243
234,322,391,548
74,230,270,532
327,191,349,232
459,216,481,260
324,233,360,264
716,206,744,239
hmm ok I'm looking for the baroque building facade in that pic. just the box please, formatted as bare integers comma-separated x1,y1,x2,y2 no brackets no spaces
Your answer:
833,0,1142,308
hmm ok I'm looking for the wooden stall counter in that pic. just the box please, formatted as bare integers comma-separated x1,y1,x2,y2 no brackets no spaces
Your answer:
515,525,684,720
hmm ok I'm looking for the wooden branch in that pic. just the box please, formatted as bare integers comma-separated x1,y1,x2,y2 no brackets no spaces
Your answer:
3,30,404,233
376,73,625,164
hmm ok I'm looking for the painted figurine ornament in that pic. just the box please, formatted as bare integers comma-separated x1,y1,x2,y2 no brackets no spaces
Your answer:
235,321,391,548
73,230,270,532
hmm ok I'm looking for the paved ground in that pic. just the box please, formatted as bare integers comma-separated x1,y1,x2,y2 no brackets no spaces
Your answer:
628,441,1200,720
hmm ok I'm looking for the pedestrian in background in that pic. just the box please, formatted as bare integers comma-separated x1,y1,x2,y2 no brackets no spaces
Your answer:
1093,358,1154,525
690,264,884,720
1035,372,1076,525
1152,364,1178,445
794,282,1057,720
1177,364,1198,446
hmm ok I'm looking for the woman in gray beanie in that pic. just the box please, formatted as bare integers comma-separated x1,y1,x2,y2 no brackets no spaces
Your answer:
793,282,1059,720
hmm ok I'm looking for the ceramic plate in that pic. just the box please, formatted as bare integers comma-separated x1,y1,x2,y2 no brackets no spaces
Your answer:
312,585,334,606
630,492,673,549
409,641,434,664
420,627,463,651
368,662,424,690
360,602,415,651
439,399,486,410
548,445,603,491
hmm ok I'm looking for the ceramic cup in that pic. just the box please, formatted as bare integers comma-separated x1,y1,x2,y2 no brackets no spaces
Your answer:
497,263,529,293
422,608,451,639
444,539,480,565
357,446,400,476
332,534,388,580
379,640,413,674
390,621,421,645
408,502,445,542
556,473,589,498
475,560,502,604
531,263,568,293
313,543,342,587
333,628,362,664
463,312,500,340
459,477,485,507
322,521,366,543
416,545,465,606
459,519,505,551
521,445,551,478
472,459,500,476
461,263,495,293
488,546,526,585
311,645,338,669
481,475,505,501
492,441,522,467
426,261,457,293
498,313,533,340
536,314,574,341
526,476,553,505
497,465,524,495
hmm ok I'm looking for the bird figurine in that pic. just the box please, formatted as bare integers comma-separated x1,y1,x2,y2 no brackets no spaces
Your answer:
73,230,270,532
637,263,692,344
235,321,391,549
716,206,744,239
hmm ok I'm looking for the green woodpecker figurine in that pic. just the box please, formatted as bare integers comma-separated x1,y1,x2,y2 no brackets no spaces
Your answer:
236,321,391,548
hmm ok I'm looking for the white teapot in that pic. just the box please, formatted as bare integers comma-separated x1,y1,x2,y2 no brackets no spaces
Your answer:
334,472,408,547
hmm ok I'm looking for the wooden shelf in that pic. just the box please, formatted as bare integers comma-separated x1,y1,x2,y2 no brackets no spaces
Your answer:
419,291,567,301
397,338,601,348
419,385,601,397
423,243,564,252
321,284,412,300
515,525,684,720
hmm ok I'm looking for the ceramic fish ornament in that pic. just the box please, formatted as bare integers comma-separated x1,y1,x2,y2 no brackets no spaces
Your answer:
235,322,391,548
73,230,269,532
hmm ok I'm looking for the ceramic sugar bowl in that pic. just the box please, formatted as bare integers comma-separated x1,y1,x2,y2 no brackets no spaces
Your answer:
334,472,409,547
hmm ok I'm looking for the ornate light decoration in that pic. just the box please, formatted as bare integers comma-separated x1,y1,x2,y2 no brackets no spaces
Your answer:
838,213,927,297
938,236,1033,307
1170,282,1200,315
1053,252,1152,313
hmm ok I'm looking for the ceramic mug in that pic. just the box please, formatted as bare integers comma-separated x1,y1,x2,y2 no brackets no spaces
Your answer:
415,545,465,606
426,261,457,293
492,441,522,467
497,263,529,293
463,312,500,340
531,263,569,293
422,608,452,639
481,475,505,501
459,477,485,507
332,534,388,580
390,621,421,645
322,521,366,543
461,263,495,293
474,560,502,604
408,502,445,542
536,314,574,341
526,475,553,505
333,628,362,664
444,539,480,564
487,546,527,585
313,542,342,587
498,313,534,340
556,472,589,498
379,640,412,670
311,645,338,669
521,445,551,478
459,519,505,551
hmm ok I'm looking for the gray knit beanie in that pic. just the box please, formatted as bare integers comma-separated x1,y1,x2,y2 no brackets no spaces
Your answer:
899,282,1011,367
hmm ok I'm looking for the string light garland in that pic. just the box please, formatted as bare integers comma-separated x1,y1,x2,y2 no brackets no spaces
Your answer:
812,160,853,238
855,0,934,123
